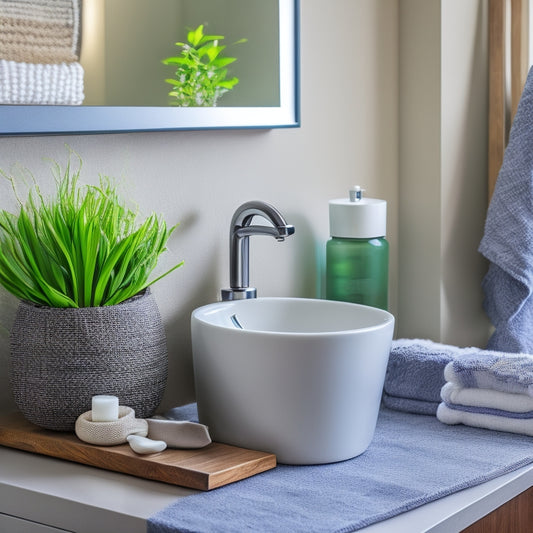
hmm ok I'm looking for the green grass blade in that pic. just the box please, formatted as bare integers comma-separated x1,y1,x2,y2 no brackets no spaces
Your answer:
0,159,182,307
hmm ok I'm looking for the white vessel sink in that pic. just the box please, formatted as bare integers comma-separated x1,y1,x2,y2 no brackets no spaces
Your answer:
191,297,394,464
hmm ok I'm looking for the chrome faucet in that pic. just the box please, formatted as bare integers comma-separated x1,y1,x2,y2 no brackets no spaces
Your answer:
221,201,295,301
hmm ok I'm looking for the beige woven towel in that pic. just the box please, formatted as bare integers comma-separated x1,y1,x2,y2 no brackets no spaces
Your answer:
75,407,148,446
0,0,81,63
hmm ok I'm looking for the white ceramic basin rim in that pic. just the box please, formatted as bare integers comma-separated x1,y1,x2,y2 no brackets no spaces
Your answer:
192,297,394,335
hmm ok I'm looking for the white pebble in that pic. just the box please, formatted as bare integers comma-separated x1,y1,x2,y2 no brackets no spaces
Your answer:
127,434,167,454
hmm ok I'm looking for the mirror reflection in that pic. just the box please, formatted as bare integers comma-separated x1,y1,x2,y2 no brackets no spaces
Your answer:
0,0,299,133
81,0,279,107
0,0,279,107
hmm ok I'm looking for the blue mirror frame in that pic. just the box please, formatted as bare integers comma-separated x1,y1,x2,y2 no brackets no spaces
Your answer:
0,0,299,135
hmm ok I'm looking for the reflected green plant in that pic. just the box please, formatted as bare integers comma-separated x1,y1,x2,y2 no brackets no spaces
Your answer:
162,24,246,107
0,153,183,308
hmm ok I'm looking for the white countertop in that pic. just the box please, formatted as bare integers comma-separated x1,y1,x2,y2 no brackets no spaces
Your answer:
1,446,532,533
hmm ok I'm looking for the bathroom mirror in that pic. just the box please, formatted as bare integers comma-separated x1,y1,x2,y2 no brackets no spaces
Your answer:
0,0,299,135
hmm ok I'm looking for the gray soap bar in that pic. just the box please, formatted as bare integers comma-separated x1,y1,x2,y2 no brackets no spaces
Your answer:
146,418,212,449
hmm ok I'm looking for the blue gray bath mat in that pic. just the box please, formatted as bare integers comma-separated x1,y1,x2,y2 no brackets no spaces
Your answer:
147,406,533,533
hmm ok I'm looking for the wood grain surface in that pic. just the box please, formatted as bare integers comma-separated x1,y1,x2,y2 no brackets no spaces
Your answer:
462,486,533,533
0,412,276,491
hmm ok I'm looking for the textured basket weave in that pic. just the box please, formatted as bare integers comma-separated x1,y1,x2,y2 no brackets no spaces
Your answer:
9,289,168,431
75,406,148,445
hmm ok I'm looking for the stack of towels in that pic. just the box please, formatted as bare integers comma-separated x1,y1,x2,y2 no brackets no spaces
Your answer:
0,0,84,104
384,339,533,437
437,353,533,436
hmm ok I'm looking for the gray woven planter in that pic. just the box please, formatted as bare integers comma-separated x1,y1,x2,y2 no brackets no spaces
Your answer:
9,289,168,431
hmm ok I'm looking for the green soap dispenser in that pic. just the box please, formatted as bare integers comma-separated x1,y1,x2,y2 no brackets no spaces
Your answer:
326,186,389,310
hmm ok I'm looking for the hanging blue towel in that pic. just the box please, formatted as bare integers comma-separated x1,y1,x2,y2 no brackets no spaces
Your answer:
479,66,533,353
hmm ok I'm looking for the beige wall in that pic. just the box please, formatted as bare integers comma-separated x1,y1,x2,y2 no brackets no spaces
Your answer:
0,0,490,415
0,0,400,412
398,0,491,346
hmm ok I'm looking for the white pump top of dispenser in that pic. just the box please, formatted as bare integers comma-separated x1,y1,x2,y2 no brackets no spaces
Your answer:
329,186,387,239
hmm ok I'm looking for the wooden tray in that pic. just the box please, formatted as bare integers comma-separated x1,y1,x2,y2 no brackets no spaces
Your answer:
0,412,276,491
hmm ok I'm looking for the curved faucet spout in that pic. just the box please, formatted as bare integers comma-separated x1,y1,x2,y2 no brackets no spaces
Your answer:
221,201,295,301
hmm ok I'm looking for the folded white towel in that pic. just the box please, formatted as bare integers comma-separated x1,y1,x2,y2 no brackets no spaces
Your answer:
437,403,533,436
441,382,533,413
0,59,84,105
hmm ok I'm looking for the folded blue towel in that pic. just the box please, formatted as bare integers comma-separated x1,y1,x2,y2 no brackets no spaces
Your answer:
445,353,533,396
383,339,466,415
148,406,533,533
384,339,458,402
381,393,440,416
479,66,533,353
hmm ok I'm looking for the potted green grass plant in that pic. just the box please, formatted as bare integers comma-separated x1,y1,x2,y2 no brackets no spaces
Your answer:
1,155,183,431
162,24,246,107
